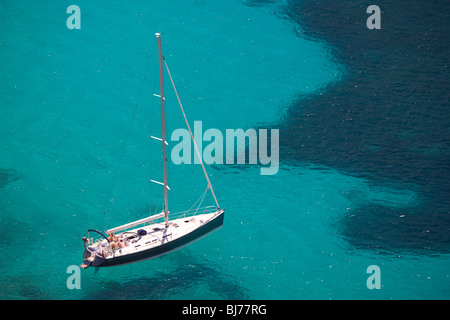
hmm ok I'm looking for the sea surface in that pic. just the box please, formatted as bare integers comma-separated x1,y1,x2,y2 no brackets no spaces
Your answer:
0,0,449,299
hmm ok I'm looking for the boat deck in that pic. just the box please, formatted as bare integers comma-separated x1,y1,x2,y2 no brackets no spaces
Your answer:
93,212,219,260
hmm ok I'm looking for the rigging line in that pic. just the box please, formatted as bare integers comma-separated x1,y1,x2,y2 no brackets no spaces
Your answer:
104,40,157,232
154,194,162,216
193,188,208,215
186,188,208,213
163,58,221,209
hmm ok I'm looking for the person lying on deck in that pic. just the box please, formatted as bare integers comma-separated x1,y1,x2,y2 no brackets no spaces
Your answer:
108,232,127,249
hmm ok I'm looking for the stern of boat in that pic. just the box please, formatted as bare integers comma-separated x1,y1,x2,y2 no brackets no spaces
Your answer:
80,230,111,268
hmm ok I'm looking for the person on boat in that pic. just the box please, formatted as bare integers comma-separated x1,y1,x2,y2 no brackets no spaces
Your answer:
108,232,116,242
108,232,120,250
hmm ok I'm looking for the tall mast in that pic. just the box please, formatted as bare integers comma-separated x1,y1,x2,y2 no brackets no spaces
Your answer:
156,33,169,226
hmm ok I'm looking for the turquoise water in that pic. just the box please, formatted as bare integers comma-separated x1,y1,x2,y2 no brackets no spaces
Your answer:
1,0,449,299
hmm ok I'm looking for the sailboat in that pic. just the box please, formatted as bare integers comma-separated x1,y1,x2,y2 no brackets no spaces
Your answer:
80,33,225,268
